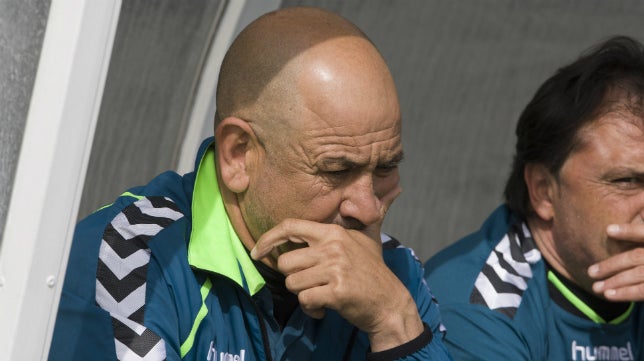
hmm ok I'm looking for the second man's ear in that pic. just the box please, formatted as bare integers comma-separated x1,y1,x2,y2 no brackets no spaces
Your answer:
215,117,258,193
524,163,557,222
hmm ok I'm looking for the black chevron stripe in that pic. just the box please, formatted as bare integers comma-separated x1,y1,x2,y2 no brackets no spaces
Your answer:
382,237,401,249
121,202,178,229
495,306,517,318
112,317,163,357
122,197,179,228
506,227,528,263
97,258,148,303
480,263,523,295
516,227,537,255
97,196,183,360
469,286,488,308
103,224,151,258
129,305,146,324
148,196,182,213
493,249,525,279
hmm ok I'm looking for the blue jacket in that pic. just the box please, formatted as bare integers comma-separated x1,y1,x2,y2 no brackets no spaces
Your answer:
425,205,643,361
49,139,451,361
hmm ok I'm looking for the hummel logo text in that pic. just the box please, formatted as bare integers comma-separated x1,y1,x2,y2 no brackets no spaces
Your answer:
207,341,246,361
571,340,633,361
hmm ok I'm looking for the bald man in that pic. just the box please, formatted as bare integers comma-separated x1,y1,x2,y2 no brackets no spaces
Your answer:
49,7,451,361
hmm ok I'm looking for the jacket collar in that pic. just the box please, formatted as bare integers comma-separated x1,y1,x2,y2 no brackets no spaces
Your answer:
188,138,265,295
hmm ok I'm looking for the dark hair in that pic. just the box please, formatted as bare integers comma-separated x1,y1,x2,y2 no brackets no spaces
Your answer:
504,35,644,220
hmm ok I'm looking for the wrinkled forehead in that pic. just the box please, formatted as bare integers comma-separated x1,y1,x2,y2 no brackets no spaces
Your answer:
295,119,403,167
576,108,644,149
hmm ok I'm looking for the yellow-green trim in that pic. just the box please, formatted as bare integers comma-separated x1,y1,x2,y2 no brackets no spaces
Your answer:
188,143,265,295
95,191,145,212
180,278,213,357
547,271,634,324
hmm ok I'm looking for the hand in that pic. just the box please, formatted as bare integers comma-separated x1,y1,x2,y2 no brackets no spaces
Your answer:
252,220,423,351
250,187,423,351
588,223,644,301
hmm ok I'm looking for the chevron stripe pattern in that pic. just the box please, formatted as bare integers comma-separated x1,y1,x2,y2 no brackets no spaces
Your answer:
96,196,183,360
470,221,541,318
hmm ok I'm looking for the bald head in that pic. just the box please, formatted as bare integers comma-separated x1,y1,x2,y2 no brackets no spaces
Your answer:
215,7,394,137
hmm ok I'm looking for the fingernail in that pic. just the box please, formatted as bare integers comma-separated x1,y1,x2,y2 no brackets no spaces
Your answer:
593,281,604,292
607,224,620,234
588,264,599,276
605,289,617,297
250,247,258,259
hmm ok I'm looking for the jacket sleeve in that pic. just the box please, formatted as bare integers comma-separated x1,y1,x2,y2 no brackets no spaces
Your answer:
48,196,185,361
372,248,453,361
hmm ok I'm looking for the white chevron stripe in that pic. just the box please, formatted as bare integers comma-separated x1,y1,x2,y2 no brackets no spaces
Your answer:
99,240,151,280
112,312,148,336
112,217,165,240
96,281,147,318
474,272,523,309
494,236,533,278
521,223,531,237
488,252,528,290
96,197,182,360
524,248,542,263
115,336,166,361
138,197,183,220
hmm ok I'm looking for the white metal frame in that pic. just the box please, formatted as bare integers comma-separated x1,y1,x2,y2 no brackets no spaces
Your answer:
0,0,121,360
0,0,281,359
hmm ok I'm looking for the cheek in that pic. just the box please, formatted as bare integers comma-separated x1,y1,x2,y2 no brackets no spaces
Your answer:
374,171,400,197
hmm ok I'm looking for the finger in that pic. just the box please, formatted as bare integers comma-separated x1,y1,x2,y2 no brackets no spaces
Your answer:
599,283,644,302
252,219,346,260
284,264,328,294
592,264,644,294
606,223,644,243
588,247,644,279
301,305,326,319
298,286,333,314
277,246,320,275
250,219,315,260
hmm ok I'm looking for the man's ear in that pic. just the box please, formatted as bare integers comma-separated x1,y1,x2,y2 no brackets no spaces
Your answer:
215,117,256,193
524,163,557,221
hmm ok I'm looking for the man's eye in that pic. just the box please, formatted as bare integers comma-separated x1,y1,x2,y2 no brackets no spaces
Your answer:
375,164,398,176
323,169,351,179
613,177,642,188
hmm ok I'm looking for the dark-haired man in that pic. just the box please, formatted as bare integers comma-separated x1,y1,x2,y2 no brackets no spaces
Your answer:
49,6,451,361
425,36,644,360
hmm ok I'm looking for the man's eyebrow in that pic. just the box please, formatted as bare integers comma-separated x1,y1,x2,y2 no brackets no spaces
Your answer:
319,151,405,169
379,151,405,167
320,157,360,169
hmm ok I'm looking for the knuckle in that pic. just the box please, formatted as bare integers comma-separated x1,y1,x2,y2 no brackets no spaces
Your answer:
281,218,297,232
284,274,296,290
298,290,314,306
328,224,346,238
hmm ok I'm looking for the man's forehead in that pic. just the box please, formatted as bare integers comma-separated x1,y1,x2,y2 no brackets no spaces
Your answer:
308,137,404,167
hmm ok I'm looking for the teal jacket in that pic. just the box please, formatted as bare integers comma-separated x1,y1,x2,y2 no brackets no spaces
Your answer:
49,138,451,361
425,205,643,361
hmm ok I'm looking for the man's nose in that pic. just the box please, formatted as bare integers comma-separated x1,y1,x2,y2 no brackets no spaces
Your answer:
339,173,382,227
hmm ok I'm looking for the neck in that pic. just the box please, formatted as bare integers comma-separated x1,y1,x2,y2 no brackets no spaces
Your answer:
527,217,579,286
546,263,633,323
216,169,279,270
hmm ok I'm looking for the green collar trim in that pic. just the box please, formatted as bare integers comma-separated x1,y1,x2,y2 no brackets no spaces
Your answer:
547,270,634,324
188,144,265,296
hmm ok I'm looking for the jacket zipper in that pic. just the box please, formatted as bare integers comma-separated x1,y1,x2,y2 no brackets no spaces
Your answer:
199,270,274,361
